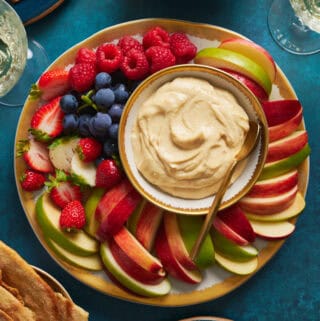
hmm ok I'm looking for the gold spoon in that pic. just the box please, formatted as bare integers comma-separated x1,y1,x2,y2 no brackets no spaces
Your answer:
190,121,260,261
179,316,233,321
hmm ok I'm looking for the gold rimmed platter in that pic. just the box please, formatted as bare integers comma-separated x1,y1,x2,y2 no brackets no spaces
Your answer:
14,18,309,306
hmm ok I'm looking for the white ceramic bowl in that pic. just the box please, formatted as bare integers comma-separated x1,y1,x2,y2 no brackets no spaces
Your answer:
119,64,268,215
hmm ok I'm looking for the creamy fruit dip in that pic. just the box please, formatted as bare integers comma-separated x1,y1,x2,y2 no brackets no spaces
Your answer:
131,77,249,199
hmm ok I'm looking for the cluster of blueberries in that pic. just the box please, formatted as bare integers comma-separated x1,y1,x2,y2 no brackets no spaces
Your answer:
61,71,139,158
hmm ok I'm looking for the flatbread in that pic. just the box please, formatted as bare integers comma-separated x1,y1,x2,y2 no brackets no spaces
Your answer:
0,310,14,321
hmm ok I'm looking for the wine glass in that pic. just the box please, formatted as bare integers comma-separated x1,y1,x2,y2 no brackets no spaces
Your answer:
268,0,320,55
0,0,49,107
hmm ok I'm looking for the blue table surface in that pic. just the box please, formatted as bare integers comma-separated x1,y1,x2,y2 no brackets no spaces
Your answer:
1,0,319,320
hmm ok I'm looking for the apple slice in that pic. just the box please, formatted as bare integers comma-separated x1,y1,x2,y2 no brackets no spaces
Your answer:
128,199,163,251
45,237,103,271
110,238,165,285
260,144,310,180
164,212,197,270
214,204,255,245
262,100,302,127
84,187,106,238
247,169,298,197
100,242,171,297
239,185,298,215
36,193,99,256
113,227,163,274
71,153,96,186
194,47,272,94
267,130,308,163
212,231,258,262
269,109,303,143
249,220,295,239
219,38,277,82
215,252,258,275
96,179,142,238
245,192,305,222
220,68,269,101
178,215,215,269
155,224,202,284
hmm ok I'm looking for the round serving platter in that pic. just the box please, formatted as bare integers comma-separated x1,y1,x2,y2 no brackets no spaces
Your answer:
14,18,309,306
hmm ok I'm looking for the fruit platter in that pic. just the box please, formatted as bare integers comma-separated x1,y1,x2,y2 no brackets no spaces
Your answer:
14,18,310,306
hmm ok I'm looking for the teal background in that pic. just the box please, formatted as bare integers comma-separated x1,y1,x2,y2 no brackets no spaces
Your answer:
1,0,319,320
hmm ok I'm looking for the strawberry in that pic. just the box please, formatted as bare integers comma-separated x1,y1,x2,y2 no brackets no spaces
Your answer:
59,200,86,230
76,137,102,162
46,170,82,209
20,169,46,191
69,63,97,92
95,159,122,189
75,47,96,65
29,96,65,142
17,138,54,173
30,68,70,101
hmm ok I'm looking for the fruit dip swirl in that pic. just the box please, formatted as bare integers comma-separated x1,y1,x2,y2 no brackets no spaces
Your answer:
132,77,250,199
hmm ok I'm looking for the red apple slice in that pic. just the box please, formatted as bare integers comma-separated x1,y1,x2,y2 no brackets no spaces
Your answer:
267,130,308,163
245,192,305,222
110,237,165,284
96,179,142,238
164,212,197,270
220,68,269,101
269,109,303,142
249,220,295,239
113,227,163,274
219,38,277,82
247,170,298,197
239,185,298,215
262,100,302,127
132,201,163,251
155,224,202,284
195,47,272,94
213,204,255,245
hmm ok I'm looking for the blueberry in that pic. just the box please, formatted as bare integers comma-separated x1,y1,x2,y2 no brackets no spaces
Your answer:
93,88,115,111
63,114,79,135
78,114,92,137
108,123,119,140
95,72,112,90
113,83,129,103
108,103,123,122
60,94,78,114
88,112,112,137
103,139,118,158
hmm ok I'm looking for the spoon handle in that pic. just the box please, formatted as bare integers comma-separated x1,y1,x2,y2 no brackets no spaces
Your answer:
179,316,233,321
190,159,237,261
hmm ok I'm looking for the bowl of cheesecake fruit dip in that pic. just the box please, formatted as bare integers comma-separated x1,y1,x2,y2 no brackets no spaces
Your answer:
119,64,268,215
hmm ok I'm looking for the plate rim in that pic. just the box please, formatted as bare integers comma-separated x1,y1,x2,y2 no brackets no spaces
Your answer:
14,17,309,306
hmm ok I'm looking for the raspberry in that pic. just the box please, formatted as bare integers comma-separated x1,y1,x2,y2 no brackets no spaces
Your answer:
145,46,176,74
143,26,170,49
120,49,149,80
170,32,197,64
117,36,143,55
96,43,123,73
75,47,96,65
59,200,86,230
69,63,96,92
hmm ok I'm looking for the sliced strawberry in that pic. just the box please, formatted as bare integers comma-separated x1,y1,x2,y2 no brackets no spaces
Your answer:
46,170,82,209
29,97,65,142
37,68,70,101
17,138,54,173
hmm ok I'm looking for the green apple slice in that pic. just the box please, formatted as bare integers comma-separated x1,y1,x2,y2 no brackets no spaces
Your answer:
100,242,171,297
71,153,96,186
36,193,99,256
84,187,106,237
178,215,215,269
259,144,310,180
215,252,258,275
126,198,147,234
245,192,305,222
195,47,272,94
45,237,103,271
212,231,258,261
